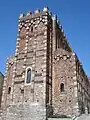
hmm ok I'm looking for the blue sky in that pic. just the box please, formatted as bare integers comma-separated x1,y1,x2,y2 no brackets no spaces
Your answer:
0,0,90,76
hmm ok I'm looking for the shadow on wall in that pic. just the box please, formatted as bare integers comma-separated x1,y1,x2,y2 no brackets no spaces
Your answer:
48,114,72,119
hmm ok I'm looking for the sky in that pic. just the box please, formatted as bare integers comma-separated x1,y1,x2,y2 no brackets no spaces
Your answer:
0,0,90,76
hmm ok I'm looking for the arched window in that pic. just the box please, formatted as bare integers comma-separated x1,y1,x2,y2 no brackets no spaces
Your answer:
60,83,64,92
26,68,31,83
8,87,11,94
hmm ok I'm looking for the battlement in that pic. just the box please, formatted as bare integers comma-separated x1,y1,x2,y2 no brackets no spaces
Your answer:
18,7,72,53
19,7,50,22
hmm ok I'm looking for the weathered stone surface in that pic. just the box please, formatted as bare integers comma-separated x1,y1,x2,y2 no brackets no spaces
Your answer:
0,7,90,120
0,73,4,107
0,103,46,120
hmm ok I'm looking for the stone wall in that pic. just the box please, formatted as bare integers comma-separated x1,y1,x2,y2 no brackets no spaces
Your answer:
75,54,90,114
0,72,4,107
1,7,53,120
0,103,46,120
52,49,77,116
0,7,90,120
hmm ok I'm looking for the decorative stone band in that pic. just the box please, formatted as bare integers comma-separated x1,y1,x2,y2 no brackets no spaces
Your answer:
15,38,20,55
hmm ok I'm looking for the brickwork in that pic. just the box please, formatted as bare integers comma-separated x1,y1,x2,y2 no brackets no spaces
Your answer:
53,49,76,116
76,55,90,115
0,72,4,107
0,7,90,120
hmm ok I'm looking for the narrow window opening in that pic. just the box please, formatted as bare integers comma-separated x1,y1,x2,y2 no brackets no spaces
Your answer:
31,27,33,32
8,87,11,94
60,83,64,92
26,68,31,83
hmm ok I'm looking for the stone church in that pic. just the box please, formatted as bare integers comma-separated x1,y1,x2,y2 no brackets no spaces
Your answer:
0,7,90,120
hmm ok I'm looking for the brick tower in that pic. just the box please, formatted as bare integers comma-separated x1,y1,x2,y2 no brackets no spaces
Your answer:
1,7,90,120
1,7,53,120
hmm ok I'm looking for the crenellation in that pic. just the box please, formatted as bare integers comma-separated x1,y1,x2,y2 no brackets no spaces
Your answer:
27,11,32,16
43,6,49,12
34,9,40,14
19,13,24,19
19,10,49,23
